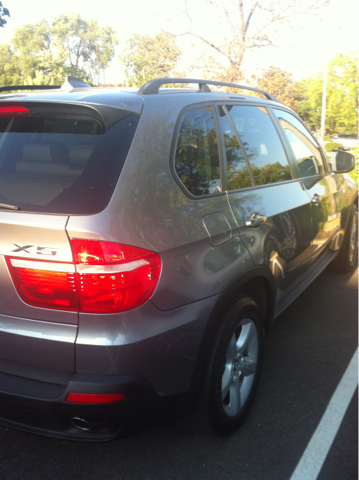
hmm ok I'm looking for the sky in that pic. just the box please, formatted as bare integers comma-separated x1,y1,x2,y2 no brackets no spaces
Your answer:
0,0,358,83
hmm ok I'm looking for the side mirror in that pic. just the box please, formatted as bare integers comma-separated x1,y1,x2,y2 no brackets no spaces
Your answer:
331,150,355,173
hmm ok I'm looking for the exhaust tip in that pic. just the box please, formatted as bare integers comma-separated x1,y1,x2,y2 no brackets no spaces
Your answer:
70,416,93,431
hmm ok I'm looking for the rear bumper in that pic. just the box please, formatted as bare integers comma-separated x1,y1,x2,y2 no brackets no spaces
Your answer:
0,371,160,441
0,296,219,440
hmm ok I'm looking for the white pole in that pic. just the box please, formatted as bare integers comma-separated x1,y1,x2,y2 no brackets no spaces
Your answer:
320,61,328,147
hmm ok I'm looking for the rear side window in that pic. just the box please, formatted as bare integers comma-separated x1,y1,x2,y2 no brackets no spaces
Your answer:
0,104,139,214
226,105,292,186
174,107,221,196
273,109,324,177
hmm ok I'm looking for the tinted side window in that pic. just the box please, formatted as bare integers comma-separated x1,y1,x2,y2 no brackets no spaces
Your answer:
226,105,292,186
175,107,221,196
273,109,324,177
218,106,252,191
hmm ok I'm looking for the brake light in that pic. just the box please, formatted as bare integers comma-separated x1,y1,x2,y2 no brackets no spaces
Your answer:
6,240,161,313
71,239,161,313
0,106,30,117
66,393,126,404
6,258,78,311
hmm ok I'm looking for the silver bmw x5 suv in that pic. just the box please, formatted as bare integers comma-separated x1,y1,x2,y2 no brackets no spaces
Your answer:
0,77,357,441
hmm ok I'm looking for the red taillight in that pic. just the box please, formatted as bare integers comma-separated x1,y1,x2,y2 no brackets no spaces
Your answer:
71,239,161,313
6,258,78,311
0,105,30,117
65,393,126,404
6,240,161,314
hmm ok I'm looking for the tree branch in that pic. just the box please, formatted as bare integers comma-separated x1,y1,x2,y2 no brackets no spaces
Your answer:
238,0,246,41
246,2,259,33
188,31,232,63
219,0,237,40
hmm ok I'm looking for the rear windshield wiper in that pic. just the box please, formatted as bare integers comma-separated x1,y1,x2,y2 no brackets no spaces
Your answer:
0,203,21,211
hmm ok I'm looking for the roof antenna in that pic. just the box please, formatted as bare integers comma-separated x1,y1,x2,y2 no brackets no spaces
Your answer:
61,76,91,91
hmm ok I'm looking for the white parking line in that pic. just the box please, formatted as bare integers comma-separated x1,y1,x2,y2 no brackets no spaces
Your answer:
290,348,358,480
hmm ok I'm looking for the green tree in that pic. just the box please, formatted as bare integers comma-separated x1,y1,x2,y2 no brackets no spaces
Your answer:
8,20,67,85
297,52,358,135
120,32,181,87
255,66,299,112
0,15,118,87
0,45,21,86
52,14,118,83
0,1,10,28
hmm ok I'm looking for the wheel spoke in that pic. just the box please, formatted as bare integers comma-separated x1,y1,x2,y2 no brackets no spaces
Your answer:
227,334,237,363
222,363,233,398
225,380,242,416
221,317,260,418
236,320,254,355
238,356,257,377
222,334,236,395
240,375,255,405
222,376,231,401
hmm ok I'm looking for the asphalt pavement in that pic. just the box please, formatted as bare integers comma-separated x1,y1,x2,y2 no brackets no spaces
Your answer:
0,266,357,480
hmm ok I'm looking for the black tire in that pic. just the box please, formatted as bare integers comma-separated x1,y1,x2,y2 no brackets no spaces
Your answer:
187,296,264,437
331,204,358,273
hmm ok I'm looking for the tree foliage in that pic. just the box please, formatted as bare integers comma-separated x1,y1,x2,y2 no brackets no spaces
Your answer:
297,52,358,135
51,14,117,81
0,1,10,28
325,142,344,152
120,32,181,87
255,66,299,112
0,44,20,85
0,15,118,87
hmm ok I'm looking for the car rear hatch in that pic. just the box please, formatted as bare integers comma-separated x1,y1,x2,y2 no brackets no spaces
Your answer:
0,99,141,381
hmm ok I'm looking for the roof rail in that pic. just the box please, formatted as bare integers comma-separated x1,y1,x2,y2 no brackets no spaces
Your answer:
137,78,280,103
0,85,60,93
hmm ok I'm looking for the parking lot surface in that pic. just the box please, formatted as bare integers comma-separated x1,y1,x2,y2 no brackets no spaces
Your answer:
0,266,357,480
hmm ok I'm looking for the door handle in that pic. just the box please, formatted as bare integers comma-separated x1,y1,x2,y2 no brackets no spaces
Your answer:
245,213,267,228
312,193,320,206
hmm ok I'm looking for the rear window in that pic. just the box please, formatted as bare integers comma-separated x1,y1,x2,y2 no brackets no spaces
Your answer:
0,104,139,214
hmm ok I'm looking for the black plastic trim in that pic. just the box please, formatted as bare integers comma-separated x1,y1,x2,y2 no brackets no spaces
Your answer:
274,248,337,318
0,85,60,93
0,371,161,441
0,370,66,399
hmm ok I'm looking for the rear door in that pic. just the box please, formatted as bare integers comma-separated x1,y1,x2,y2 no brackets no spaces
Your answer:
217,103,314,305
151,103,254,310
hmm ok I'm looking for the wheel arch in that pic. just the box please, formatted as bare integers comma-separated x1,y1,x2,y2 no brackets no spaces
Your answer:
192,266,275,385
